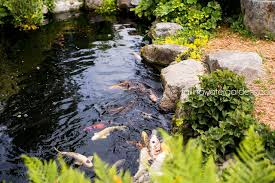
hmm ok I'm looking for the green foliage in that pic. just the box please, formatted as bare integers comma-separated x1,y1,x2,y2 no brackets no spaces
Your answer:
255,123,275,163
0,0,9,25
22,155,91,183
133,0,221,60
154,29,209,60
154,127,275,183
176,70,255,159
94,155,132,183
43,0,55,12
4,0,44,30
222,127,275,183
95,0,117,15
229,15,255,38
134,0,221,30
153,130,218,183
22,127,274,183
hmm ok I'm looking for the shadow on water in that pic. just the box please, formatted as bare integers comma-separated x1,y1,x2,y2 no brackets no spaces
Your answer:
0,12,171,182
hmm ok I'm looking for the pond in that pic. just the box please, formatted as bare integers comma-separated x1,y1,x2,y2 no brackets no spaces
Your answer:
0,13,171,182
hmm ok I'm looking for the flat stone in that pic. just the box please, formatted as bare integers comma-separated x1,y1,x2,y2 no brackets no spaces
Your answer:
160,60,206,111
141,44,189,67
53,0,83,13
241,0,275,37
206,50,264,82
150,22,183,39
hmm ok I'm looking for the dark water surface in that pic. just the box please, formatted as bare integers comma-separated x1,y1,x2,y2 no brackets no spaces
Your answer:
0,13,170,182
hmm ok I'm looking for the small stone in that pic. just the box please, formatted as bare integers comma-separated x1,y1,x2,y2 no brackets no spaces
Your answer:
23,114,28,118
17,115,22,118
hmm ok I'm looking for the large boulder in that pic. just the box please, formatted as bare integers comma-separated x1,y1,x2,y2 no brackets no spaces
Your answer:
150,22,183,39
241,0,275,37
141,44,189,67
53,0,83,13
206,50,264,82
160,60,206,111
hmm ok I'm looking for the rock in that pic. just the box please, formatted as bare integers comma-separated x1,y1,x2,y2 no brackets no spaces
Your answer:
150,22,183,39
160,60,206,111
131,0,141,6
141,44,189,67
206,50,264,82
241,0,275,37
53,0,83,13
117,0,132,9
85,0,103,9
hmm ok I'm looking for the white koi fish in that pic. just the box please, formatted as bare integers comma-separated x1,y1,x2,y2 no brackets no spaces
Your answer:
132,52,142,61
91,126,128,141
54,147,93,168
149,130,161,160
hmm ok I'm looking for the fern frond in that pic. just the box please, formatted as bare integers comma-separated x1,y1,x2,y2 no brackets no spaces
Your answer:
94,154,132,183
222,126,275,183
153,130,217,183
22,155,58,183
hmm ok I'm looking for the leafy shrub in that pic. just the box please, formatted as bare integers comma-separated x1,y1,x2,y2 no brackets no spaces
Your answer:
95,0,117,15
134,0,221,30
255,123,275,163
176,70,255,159
4,0,44,30
134,0,221,60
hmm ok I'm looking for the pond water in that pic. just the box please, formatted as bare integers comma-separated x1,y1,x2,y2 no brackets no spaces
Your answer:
0,13,171,182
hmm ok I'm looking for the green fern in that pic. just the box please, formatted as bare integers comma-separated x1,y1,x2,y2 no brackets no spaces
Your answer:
222,127,275,183
22,155,90,183
152,130,218,183
94,154,132,183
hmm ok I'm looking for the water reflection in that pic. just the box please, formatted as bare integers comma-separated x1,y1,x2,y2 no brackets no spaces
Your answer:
0,13,170,182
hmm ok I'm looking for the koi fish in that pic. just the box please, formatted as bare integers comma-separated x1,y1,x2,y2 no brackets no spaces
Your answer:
91,126,128,141
54,147,93,168
132,52,142,61
148,89,158,103
149,130,161,160
83,123,106,132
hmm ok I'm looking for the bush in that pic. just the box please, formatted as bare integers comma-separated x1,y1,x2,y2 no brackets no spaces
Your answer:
176,70,255,159
4,0,44,30
95,0,117,15
134,0,221,31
